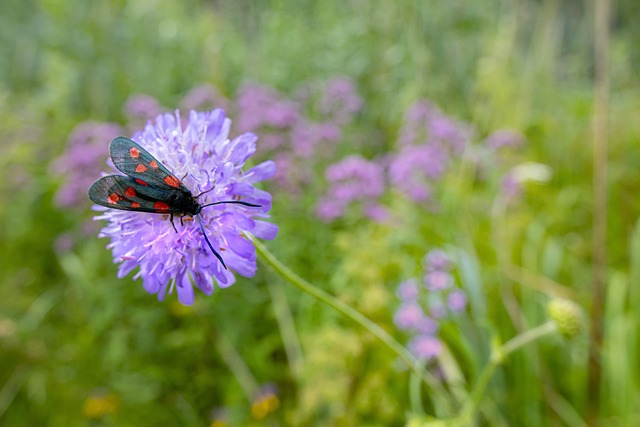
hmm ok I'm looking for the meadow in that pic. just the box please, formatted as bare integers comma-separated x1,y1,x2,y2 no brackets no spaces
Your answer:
1,0,639,425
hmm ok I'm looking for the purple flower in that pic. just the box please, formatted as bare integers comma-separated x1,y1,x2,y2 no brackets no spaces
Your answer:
388,144,447,202
484,129,524,149
448,290,467,312
394,302,425,331
501,171,522,200
316,155,386,222
52,122,124,208
424,271,452,291
290,120,342,158
236,84,300,133
319,76,363,124
416,317,439,335
424,249,451,272
408,334,442,361
93,110,278,305
396,279,420,301
179,84,229,112
123,94,164,123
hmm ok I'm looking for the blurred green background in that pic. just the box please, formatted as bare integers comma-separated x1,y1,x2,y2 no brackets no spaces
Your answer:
1,0,639,425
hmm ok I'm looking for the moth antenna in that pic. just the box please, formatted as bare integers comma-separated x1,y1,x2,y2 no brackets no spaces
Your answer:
200,200,261,209
196,214,227,270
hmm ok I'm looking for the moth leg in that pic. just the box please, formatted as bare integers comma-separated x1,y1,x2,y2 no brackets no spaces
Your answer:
180,216,184,227
170,214,178,233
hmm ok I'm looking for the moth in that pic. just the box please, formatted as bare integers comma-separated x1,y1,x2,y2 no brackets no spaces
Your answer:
88,136,260,269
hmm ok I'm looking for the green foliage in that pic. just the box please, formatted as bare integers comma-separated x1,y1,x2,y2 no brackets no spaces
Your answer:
1,0,638,425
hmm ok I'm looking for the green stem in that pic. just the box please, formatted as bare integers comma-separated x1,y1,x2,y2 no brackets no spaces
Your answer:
253,239,419,370
215,327,259,401
459,321,557,422
266,279,304,380
253,240,455,411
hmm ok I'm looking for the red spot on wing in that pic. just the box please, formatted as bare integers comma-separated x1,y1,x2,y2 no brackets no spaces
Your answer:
136,164,147,173
149,160,159,168
164,175,181,188
108,193,122,204
135,178,149,186
131,202,141,208
154,201,170,212
130,147,140,158
125,187,136,198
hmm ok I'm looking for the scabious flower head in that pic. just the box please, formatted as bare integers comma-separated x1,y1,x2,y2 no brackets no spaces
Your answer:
93,109,278,305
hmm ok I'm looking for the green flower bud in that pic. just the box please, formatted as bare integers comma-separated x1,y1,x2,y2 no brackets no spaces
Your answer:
547,298,584,339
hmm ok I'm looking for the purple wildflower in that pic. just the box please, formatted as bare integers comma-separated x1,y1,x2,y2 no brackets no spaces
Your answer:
316,155,386,222
501,171,522,200
179,83,229,112
424,249,451,272
52,122,124,209
123,94,164,123
236,83,300,133
388,144,447,202
290,120,342,158
484,129,524,149
319,76,363,124
394,302,425,331
424,271,452,291
92,109,278,305
408,334,442,361
416,317,439,335
448,290,467,312
396,279,420,301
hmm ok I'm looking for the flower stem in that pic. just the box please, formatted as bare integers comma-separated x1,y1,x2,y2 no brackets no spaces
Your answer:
253,239,446,394
253,240,419,372
215,327,259,401
459,321,557,422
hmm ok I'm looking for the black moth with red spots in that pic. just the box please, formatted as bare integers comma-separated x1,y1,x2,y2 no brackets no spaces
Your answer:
88,136,260,269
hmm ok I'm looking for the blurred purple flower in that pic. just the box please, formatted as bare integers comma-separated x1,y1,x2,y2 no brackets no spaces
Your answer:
92,109,278,305
416,317,439,335
394,247,467,362
396,279,420,301
408,334,442,361
424,271,452,291
316,155,386,222
501,171,522,200
424,249,452,272
484,129,524,149
291,120,342,158
124,94,164,123
51,122,124,209
319,76,363,124
394,302,425,331
448,290,467,312
236,84,300,133
388,144,447,202
179,83,229,112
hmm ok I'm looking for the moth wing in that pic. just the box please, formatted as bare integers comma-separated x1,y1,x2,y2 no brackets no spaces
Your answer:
88,175,179,213
109,136,190,192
